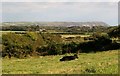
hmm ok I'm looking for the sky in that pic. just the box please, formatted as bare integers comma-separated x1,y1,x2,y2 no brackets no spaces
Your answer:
1,1,118,25
1,0,119,2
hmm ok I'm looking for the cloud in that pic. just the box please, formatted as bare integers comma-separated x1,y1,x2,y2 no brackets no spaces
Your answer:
0,2,2,22
2,2,118,25
2,2,63,13
2,2,117,13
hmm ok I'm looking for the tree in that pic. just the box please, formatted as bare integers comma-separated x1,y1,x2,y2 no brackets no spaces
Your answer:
108,25,120,38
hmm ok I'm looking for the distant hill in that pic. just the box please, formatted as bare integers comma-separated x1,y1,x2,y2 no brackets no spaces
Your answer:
2,22,109,27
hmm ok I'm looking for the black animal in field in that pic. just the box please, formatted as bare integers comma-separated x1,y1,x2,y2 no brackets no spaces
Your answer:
60,54,78,61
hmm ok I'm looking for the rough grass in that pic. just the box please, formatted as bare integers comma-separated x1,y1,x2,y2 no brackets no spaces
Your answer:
2,50,118,74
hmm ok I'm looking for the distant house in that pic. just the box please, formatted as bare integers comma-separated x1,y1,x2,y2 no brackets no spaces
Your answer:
39,29,46,32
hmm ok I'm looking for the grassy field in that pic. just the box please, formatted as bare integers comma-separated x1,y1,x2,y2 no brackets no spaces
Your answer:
2,50,118,74
61,35,90,38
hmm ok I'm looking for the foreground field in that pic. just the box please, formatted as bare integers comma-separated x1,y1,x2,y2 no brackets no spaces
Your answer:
2,50,118,74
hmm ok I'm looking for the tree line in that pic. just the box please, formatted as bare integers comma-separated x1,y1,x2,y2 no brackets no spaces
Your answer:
1,25,111,33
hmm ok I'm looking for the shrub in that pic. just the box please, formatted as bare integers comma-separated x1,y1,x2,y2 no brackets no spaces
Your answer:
78,35,118,53
62,42,78,54
2,32,63,58
2,32,46,58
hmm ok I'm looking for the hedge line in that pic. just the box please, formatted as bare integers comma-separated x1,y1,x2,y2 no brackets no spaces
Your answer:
1,32,120,58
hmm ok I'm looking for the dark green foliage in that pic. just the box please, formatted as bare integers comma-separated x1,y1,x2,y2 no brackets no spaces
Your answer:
36,45,48,56
2,32,46,58
4,25,29,31
108,25,120,38
2,31,120,58
2,25,39,31
78,35,120,53
62,42,78,54
36,43,62,56
2,32,64,58
47,43,62,55
40,33,63,44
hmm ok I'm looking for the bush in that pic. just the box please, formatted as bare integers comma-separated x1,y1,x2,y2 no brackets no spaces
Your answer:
108,25,120,38
78,35,119,53
62,42,78,54
2,32,46,58
2,32,63,58
2,31,119,58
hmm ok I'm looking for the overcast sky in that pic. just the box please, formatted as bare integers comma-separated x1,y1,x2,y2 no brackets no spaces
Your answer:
2,2,118,25
1,0,119,2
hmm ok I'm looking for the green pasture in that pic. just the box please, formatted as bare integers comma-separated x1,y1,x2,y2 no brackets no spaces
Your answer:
2,50,118,74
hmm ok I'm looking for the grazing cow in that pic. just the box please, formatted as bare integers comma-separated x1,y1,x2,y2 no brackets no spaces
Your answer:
60,54,78,61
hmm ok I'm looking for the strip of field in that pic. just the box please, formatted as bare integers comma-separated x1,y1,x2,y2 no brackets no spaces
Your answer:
2,50,118,74
0,31,91,38
61,35,90,38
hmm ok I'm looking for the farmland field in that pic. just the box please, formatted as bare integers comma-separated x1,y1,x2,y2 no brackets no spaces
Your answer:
61,34,90,38
2,50,118,74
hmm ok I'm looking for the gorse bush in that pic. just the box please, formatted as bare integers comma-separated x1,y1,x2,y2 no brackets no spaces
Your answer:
78,35,120,53
2,32,63,58
2,32,120,58
108,25,120,38
2,32,46,58
36,43,62,55
3,33,31,58
62,42,78,54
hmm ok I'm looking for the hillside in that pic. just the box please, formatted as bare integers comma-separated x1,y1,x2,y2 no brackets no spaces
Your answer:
1,22,110,33
2,22,109,27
